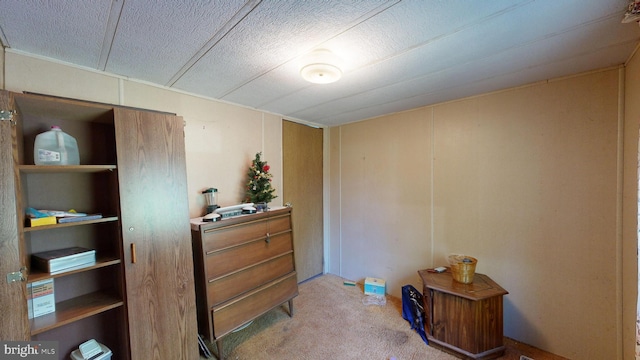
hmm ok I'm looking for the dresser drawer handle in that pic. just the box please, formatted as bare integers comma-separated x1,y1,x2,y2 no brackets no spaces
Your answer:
265,233,270,243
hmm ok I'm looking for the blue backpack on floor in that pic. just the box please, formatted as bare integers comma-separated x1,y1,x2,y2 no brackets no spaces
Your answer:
401,285,428,344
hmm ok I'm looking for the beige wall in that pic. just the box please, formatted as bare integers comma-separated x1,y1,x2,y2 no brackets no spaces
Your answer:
624,46,640,360
3,51,284,218
330,67,634,359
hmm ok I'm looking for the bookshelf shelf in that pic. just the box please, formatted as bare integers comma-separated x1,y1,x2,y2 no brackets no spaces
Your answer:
27,257,122,283
30,291,124,335
23,216,118,232
19,165,117,173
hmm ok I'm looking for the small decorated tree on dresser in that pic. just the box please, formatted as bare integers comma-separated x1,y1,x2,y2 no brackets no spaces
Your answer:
245,152,277,210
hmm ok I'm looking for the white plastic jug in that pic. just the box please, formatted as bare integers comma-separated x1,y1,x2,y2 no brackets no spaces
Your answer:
34,126,80,165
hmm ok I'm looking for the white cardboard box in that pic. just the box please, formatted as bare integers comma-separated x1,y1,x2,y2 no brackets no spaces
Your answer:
27,278,55,319
364,277,386,295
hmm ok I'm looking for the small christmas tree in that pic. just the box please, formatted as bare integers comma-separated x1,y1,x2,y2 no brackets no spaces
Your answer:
244,152,277,204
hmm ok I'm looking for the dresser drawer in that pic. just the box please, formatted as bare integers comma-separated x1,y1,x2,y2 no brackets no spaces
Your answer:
268,214,291,233
205,231,293,279
212,273,298,338
202,220,268,253
207,253,295,306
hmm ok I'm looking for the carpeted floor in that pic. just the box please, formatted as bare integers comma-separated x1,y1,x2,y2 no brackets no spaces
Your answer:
200,274,567,360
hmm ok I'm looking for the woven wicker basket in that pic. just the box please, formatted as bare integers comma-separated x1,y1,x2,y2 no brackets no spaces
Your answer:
448,255,477,284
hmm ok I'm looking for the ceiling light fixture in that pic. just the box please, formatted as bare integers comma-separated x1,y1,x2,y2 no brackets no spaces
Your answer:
300,49,342,84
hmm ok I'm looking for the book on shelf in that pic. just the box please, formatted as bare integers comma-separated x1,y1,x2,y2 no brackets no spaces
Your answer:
32,247,96,274
58,213,103,223
27,278,55,319
27,216,57,227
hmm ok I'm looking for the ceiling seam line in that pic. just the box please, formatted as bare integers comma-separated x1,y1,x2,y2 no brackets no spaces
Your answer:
357,0,538,68
0,24,9,48
337,0,618,74
165,0,262,87
98,0,125,71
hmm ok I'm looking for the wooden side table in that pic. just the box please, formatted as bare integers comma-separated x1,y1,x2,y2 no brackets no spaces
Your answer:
418,269,508,359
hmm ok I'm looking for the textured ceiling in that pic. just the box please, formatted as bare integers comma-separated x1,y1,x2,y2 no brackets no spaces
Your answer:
0,0,639,126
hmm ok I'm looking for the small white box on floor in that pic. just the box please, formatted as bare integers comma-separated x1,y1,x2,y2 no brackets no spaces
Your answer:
364,277,386,295
70,340,112,360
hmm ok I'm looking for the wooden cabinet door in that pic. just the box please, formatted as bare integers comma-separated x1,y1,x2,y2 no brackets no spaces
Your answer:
114,108,198,359
0,90,30,341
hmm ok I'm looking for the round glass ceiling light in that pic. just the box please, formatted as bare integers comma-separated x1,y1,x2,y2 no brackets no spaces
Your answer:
300,63,342,84
300,49,342,84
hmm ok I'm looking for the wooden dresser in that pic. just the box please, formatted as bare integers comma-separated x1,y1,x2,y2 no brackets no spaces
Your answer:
191,207,298,360
418,269,508,360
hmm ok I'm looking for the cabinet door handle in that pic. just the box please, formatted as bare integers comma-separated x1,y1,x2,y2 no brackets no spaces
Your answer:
131,243,137,264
